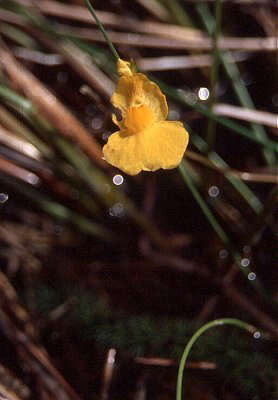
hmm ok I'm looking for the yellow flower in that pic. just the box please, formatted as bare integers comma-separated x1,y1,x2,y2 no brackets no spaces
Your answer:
103,59,189,176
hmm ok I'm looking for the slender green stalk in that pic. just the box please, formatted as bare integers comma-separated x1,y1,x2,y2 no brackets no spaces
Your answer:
247,186,278,247
176,318,258,400
0,23,37,48
159,0,194,26
179,161,265,293
207,0,222,151
189,131,263,214
0,173,112,239
0,105,53,158
179,161,230,246
0,84,33,114
84,0,119,60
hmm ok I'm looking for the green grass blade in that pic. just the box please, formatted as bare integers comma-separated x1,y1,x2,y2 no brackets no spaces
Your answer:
189,132,263,214
196,2,275,164
0,172,112,239
176,318,258,400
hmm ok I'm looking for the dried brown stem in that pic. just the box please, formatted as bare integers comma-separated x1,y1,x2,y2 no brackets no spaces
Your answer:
0,125,41,160
0,41,105,167
16,0,201,41
55,25,277,52
0,364,30,400
134,357,216,369
0,155,39,184
137,52,249,71
213,103,278,130
141,244,278,338
0,9,275,52
101,349,117,400
0,272,82,400
186,150,278,183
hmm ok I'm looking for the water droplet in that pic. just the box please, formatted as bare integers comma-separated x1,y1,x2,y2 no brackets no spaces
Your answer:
219,249,228,259
177,88,187,100
27,173,40,185
240,73,253,86
102,132,110,141
253,331,261,339
198,87,210,101
86,104,97,116
109,202,125,217
91,117,103,130
0,193,8,203
248,272,256,281
272,94,278,107
208,186,219,197
113,174,124,186
241,258,250,267
168,109,180,120
57,71,68,84
185,91,197,105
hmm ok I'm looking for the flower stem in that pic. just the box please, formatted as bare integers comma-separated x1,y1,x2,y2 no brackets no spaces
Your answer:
84,0,120,60
179,161,230,246
176,318,257,400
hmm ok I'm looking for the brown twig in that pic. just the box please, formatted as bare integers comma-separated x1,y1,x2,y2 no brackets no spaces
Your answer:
186,150,278,183
0,364,30,400
0,155,40,185
134,357,216,369
136,52,249,71
0,272,82,400
0,125,41,160
100,349,117,400
141,244,278,338
40,37,114,99
55,25,277,52
213,103,278,130
17,0,202,41
0,9,273,52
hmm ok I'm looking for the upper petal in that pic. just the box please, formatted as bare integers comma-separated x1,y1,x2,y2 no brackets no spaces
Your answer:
111,73,168,122
140,121,189,172
117,59,137,77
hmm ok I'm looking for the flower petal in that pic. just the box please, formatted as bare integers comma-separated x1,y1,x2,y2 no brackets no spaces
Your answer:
140,121,189,171
103,130,144,176
117,59,136,77
103,121,189,175
111,73,168,122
